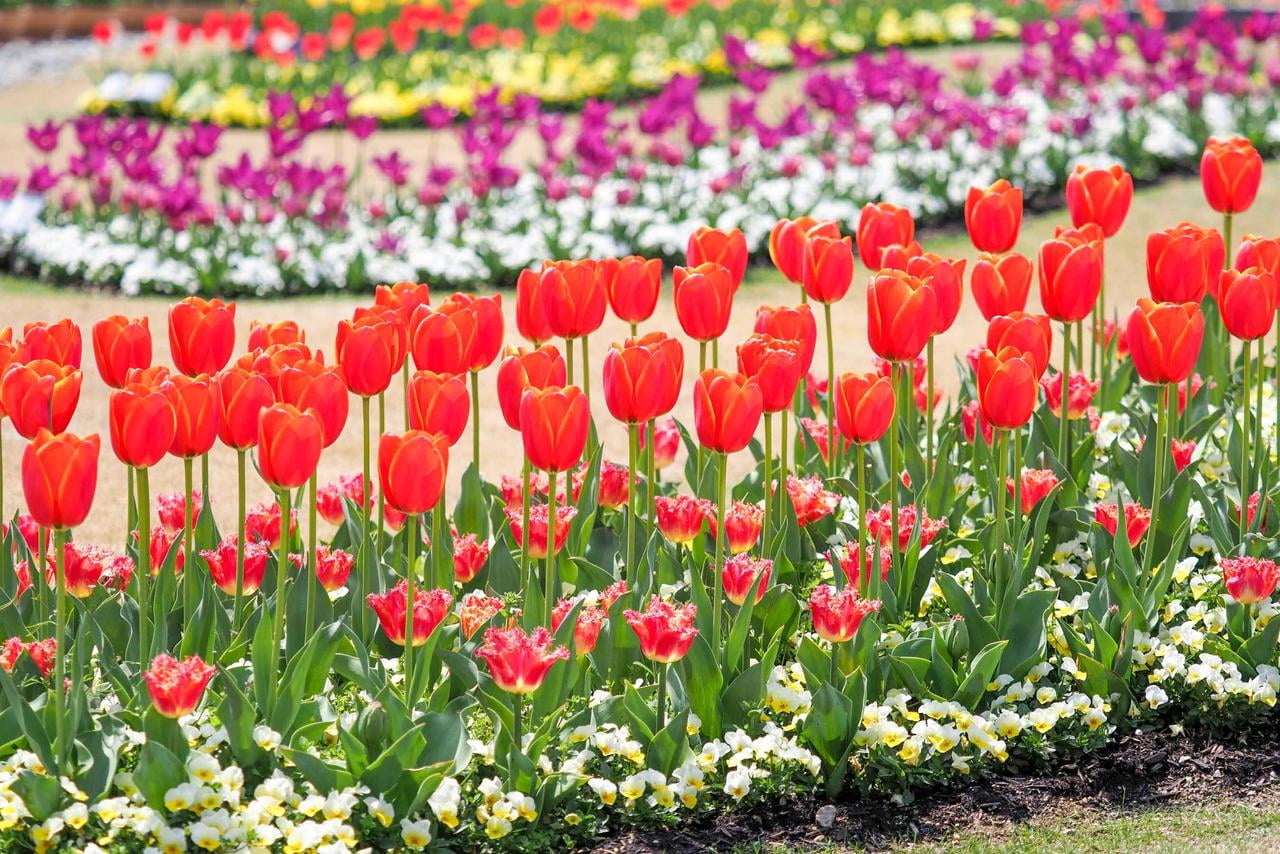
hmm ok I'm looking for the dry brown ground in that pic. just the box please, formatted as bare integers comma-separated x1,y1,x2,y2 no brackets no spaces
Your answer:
0,45,1270,545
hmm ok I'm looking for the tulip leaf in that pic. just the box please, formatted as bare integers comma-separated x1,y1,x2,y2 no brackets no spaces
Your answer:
645,708,690,776
11,770,61,822
280,746,353,793
0,666,54,772
802,683,853,768
1241,615,1280,671
216,666,265,771
453,462,490,538
134,740,187,811
998,590,1056,680
676,634,723,738
952,640,1007,708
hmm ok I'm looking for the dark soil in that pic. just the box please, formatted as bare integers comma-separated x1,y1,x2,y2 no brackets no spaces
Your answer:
590,722,1280,853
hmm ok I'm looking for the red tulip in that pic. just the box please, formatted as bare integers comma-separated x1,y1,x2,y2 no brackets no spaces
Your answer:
1236,234,1280,280
970,251,1032,321
315,546,355,592
1,360,81,439
456,293,504,371
693,369,762,454
461,592,506,640
91,315,150,388
277,359,349,448
496,345,567,430
986,312,1052,378
515,267,555,345
625,598,698,663
706,500,764,554
17,319,81,368
453,533,490,583
109,371,176,468
520,386,590,473
168,297,235,376
598,461,631,510
801,235,855,304
673,262,734,343
901,253,965,334
856,202,915,271
640,417,680,469
866,270,938,361
1065,164,1133,238
354,303,407,371
1217,267,1278,340
144,654,215,718
201,536,270,595
407,371,469,445
215,367,273,450
22,428,99,530
736,334,802,414
722,554,771,606
1038,233,1103,323
374,281,431,329
167,374,220,458
257,404,323,489
686,226,747,290
378,430,449,515
367,582,452,646
541,259,607,340
603,256,662,325
1007,468,1061,515
964,179,1022,253
786,473,840,526
409,302,471,375
769,217,840,284
809,584,880,643
247,319,305,351
1221,556,1280,605
976,347,1039,429
504,502,577,559
1201,136,1263,214
477,625,569,693
626,331,684,416
1039,372,1098,420
603,340,668,424
551,599,606,655
336,314,399,397
834,371,895,444
1146,222,1224,303
1095,502,1151,547
655,495,714,545
754,304,817,373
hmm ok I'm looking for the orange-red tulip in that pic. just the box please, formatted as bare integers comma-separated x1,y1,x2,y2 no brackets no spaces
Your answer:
1201,136,1263,214
1216,267,1277,341
1125,299,1204,385
520,385,590,473
627,331,684,416
374,281,431,329
809,584,880,643
167,374,220,458
91,315,150,389
603,340,668,424
802,234,855,304
986,312,1053,378
257,404,323,489
215,367,273,450
686,226,748,290
693,369,762,453
866,270,938,361
1,360,81,439
541,259,607,340
1146,222,1224,303
754,304,817,373
168,297,235,377
353,303,406,371
878,242,924,271
834,371,895,443
1038,233,1103,323
22,428,99,530
144,654,215,718
278,359,349,448
110,373,176,467
1065,164,1133,238
496,345,567,431
769,217,840,284
976,347,1038,429
970,251,1032,321
17,319,81,368
964,179,1022,253
673,262,734,343
603,256,662,325
378,429,449,514
336,313,399,397
1235,235,1280,280
407,370,470,445
625,598,698,663
247,320,305,351
515,267,555,345
856,202,915,271
736,333,802,414
476,625,570,694
906,252,966,334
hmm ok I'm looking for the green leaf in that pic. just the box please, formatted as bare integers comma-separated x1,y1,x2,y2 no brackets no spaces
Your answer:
676,635,723,738
645,709,690,776
952,641,1008,708
11,771,61,822
802,684,852,768
134,741,187,811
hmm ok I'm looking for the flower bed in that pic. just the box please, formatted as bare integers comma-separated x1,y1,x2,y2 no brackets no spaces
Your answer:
1,9,1275,297
0,120,1278,850
82,0,1031,126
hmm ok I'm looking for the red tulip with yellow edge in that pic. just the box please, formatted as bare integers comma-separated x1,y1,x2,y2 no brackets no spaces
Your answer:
1,360,82,439
1065,164,1133,238
1146,222,1224,303
970,251,1032,320
964,179,1022,253
856,202,915,271
686,226,747,290
91,315,150,389
168,297,235,377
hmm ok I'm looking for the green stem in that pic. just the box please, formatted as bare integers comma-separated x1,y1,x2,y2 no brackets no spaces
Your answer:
995,429,1007,589
519,460,531,598
512,694,524,754
779,409,789,527
183,457,194,617
1012,428,1023,557
581,336,591,403
1059,322,1071,464
655,665,667,733
362,396,372,550
377,393,386,556
267,488,292,714
646,417,656,531
401,359,410,431
566,338,575,386
856,443,867,591
545,471,559,623
627,423,638,580
1146,384,1169,573
889,362,901,579
763,413,773,549
471,370,481,475
53,527,67,772
136,467,151,669
824,302,836,476
233,450,247,633
1241,343,1252,543
1224,212,1235,262
404,512,417,703
714,451,728,647
305,473,317,636
926,337,935,471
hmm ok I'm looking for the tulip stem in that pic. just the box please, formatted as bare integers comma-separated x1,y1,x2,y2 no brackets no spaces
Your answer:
655,664,667,733
512,694,524,755
378,393,387,557
306,472,317,637
1224,213,1234,261
53,526,67,772
779,410,789,526
519,460,531,600
824,302,836,476
401,360,410,431
404,512,417,704
926,337,935,471
566,339,575,386
627,423,638,580
545,471,558,624
1146,384,1170,574
1012,427,1023,565
201,453,209,506
1240,343,1252,543
646,417,657,531
888,362,901,583
136,467,151,669
763,414,773,548
581,336,591,403
361,396,371,550
714,451,728,647
233,449,247,634
1255,336,1265,485
856,443,867,581
183,457,194,624
1059,323,1071,466
1275,311,1279,474
994,428,1008,592
471,370,481,474
267,487,291,715
124,463,131,561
